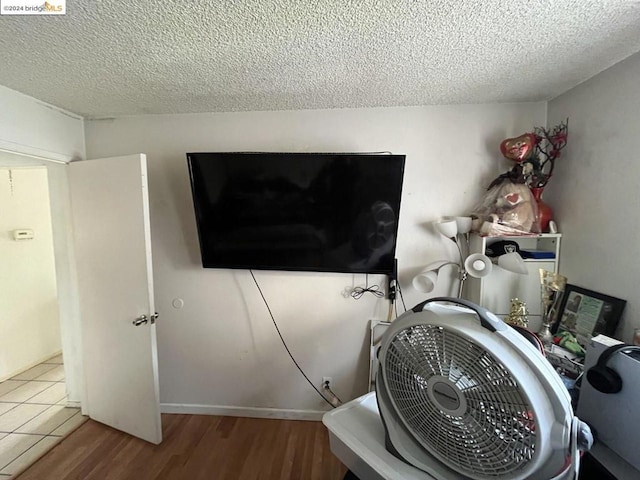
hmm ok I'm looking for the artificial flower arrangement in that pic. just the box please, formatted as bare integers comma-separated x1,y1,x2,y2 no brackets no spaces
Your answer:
493,119,569,189
471,120,569,236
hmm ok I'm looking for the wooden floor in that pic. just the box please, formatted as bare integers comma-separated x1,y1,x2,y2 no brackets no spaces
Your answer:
15,414,348,480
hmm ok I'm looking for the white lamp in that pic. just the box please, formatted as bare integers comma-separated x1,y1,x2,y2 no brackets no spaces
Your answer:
412,261,457,293
464,253,493,278
412,270,440,293
412,216,528,297
434,219,458,239
497,252,528,275
454,216,473,234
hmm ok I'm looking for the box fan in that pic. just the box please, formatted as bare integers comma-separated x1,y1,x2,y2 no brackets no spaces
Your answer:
324,298,592,480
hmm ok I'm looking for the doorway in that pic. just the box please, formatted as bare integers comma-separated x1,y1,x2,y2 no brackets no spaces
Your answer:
0,153,87,475
0,165,60,381
0,151,83,407
0,149,162,447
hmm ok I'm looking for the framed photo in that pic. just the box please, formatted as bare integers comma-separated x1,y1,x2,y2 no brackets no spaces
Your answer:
552,284,626,348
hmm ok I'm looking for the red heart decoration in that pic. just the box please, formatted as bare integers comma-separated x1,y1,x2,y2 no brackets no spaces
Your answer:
505,193,521,205
500,133,536,162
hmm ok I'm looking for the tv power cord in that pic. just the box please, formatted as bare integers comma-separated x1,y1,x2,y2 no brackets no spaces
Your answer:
323,380,343,407
250,270,341,409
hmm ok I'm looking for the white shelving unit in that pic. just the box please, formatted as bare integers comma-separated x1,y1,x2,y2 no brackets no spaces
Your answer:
465,233,561,332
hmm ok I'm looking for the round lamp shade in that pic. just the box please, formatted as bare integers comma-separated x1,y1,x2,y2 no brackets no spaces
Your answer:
498,252,528,275
464,253,493,278
434,219,458,238
411,261,453,292
412,270,439,293
454,216,473,234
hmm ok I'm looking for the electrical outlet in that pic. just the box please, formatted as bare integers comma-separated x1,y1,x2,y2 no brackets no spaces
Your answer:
322,376,333,388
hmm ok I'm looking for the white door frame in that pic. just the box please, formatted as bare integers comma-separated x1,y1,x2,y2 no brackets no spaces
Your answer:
0,146,86,412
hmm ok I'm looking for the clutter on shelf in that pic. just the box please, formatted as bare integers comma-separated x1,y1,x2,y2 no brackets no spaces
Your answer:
471,181,539,236
471,119,569,235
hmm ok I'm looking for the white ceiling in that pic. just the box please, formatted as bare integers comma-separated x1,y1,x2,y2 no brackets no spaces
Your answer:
1,1,639,118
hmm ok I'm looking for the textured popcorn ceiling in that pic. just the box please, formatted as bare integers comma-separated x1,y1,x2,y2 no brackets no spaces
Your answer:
0,1,639,118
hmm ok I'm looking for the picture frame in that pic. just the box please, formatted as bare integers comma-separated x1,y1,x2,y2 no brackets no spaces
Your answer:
551,284,626,348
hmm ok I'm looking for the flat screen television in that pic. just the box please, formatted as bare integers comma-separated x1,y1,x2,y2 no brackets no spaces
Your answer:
187,152,405,274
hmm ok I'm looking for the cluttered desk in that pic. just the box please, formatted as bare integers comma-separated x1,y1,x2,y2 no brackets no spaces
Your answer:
366,316,640,480
507,271,639,479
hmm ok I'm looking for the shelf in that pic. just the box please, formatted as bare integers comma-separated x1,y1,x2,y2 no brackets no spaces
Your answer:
479,233,562,239
466,232,561,325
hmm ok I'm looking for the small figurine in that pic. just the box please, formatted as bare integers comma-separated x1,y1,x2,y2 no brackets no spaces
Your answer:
506,298,529,328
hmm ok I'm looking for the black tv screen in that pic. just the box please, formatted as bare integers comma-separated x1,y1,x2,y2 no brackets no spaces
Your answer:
187,152,405,274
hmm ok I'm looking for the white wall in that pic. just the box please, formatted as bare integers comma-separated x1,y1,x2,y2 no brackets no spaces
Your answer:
0,167,61,380
0,86,85,402
85,103,546,414
546,51,640,344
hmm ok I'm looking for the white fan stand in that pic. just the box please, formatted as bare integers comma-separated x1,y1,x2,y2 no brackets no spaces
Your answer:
324,392,435,480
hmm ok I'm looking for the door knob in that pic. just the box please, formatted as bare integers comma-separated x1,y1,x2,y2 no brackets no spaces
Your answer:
133,315,148,326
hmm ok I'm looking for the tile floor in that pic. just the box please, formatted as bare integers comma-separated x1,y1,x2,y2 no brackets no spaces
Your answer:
0,354,86,478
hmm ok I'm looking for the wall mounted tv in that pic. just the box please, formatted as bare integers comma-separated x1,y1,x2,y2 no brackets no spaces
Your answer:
187,152,405,275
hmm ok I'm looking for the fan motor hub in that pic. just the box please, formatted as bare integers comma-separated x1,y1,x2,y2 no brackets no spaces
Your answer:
426,376,467,417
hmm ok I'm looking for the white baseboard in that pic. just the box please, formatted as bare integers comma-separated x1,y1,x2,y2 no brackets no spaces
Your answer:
0,349,63,382
160,403,327,421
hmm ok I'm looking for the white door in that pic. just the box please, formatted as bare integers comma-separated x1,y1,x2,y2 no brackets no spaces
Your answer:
68,154,161,444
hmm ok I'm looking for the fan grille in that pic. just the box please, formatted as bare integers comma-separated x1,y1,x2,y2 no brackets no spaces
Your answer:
383,324,536,477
